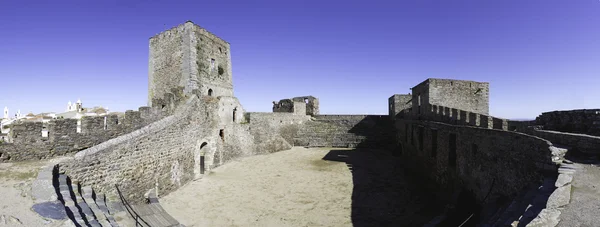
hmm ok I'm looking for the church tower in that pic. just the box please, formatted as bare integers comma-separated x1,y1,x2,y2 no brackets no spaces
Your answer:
76,99,83,112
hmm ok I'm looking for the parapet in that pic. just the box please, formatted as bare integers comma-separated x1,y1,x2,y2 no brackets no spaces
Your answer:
421,104,533,132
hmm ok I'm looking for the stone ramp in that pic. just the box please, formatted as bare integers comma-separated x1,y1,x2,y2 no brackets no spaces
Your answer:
30,163,183,227
129,203,182,227
116,186,184,227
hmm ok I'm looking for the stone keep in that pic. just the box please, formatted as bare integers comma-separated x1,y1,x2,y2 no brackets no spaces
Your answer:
148,21,233,107
411,78,489,116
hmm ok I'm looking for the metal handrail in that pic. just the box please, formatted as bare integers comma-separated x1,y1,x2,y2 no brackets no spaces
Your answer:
115,184,152,227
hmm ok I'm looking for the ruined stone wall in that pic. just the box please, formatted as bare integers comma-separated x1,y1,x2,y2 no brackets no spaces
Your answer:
395,119,554,207
294,115,395,149
535,109,600,136
272,99,295,113
291,96,319,116
413,79,489,115
0,107,167,162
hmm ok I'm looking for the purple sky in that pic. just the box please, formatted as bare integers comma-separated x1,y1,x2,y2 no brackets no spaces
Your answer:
0,0,599,119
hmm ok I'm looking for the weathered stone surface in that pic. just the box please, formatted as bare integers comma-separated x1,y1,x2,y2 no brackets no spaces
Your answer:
31,201,68,220
555,174,573,187
526,208,561,227
31,165,57,203
547,184,572,208
257,136,292,154
536,109,600,136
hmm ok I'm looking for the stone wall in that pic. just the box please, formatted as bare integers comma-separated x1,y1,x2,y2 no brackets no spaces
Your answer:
246,112,311,146
294,115,395,149
535,109,600,136
527,129,600,154
0,106,167,162
395,118,554,208
61,96,255,202
291,96,319,116
389,94,412,119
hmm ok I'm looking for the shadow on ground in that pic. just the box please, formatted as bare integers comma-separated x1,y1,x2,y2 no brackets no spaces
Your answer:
323,148,442,227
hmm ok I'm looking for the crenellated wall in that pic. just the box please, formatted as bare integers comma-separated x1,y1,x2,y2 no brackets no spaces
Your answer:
414,104,534,132
0,106,168,162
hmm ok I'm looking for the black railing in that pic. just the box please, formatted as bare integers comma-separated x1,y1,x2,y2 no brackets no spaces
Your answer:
115,184,151,227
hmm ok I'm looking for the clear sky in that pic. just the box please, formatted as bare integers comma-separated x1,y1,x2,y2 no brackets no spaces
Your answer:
0,0,598,119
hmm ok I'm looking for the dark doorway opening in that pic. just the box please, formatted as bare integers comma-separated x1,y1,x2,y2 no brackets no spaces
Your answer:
233,108,237,122
200,142,207,174
449,133,457,167
208,89,213,96
219,129,224,142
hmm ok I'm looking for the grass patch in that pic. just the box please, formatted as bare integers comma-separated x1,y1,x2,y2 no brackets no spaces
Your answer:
0,170,37,180
310,159,339,171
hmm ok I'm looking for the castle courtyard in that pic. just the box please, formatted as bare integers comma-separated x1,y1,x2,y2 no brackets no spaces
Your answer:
161,147,439,227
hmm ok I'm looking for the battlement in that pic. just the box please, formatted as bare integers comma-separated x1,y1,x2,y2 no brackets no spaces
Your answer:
402,104,534,132
150,21,230,45
0,105,168,161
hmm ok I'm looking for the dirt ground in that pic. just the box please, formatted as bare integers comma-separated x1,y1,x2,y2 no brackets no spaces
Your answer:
0,160,51,226
161,147,440,227
161,147,354,227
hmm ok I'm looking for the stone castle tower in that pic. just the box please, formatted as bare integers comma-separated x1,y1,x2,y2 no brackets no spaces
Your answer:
148,21,233,107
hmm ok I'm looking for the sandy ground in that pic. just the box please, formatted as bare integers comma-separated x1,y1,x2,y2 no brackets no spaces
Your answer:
161,147,354,227
0,157,71,227
0,160,49,226
557,163,600,227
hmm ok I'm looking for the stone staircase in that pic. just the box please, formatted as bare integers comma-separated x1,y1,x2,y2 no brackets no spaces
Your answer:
56,173,122,227
30,164,183,227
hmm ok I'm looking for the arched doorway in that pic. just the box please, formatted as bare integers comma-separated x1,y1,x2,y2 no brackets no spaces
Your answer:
208,89,213,96
200,142,207,174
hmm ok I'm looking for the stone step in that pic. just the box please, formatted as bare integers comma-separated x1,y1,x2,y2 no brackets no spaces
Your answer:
57,174,88,227
95,195,120,227
82,186,113,227
70,181,98,225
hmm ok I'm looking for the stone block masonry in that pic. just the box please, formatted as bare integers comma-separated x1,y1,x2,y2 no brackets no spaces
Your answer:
148,21,233,108
536,109,600,136
395,118,554,207
294,115,395,149
0,106,168,162
61,95,256,202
